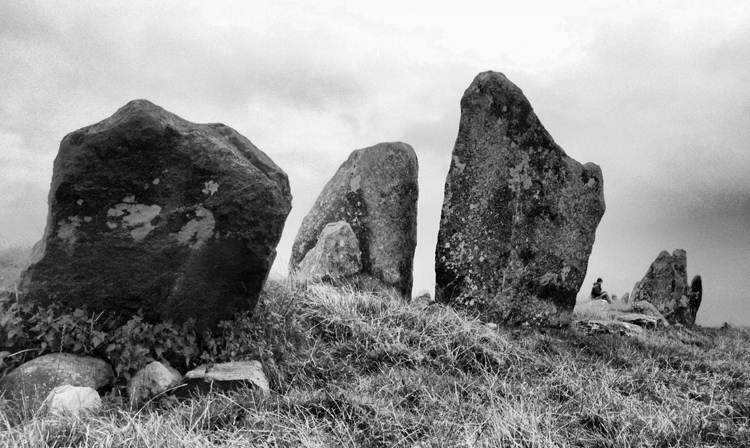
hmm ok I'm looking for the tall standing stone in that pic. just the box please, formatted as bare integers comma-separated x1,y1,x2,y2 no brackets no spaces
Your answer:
20,100,292,330
632,249,701,325
435,71,605,326
289,142,418,297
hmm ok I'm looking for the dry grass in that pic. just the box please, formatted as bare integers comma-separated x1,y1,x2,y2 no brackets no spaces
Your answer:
0,279,748,447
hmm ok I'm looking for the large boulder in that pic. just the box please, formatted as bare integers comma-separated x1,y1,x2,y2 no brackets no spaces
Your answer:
289,142,418,298
19,100,292,330
631,250,701,325
435,71,605,326
0,353,113,400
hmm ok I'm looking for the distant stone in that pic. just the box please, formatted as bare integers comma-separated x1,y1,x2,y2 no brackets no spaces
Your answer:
631,250,700,325
435,71,605,326
179,360,269,397
620,292,630,304
628,301,669,327
46,385,101,418
127,361,182,403
290,142,418,298
613,313,661,329
297,221,362,283
19,100,292,330
688,275,702,321
0,353,113,401
574,319,643,337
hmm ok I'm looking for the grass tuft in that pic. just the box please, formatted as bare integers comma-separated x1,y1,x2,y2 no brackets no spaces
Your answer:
0,279,748,446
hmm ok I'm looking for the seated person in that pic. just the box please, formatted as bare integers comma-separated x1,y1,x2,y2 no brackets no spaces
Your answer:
590,278,611,303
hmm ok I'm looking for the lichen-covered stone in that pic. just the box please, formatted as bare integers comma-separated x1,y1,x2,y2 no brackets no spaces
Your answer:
0,353,113,401
435,71,605,325
19,100,292,330
46,385,102,418
632,249,701,325
297,221,362,282
289,142,418,298
127,361,182,404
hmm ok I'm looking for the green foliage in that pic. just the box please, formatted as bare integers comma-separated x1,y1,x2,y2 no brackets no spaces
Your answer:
0,281,749,447
0,279,307,386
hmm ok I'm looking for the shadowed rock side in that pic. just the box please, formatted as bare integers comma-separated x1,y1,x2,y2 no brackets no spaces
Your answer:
631,249,701,325
19,99,292,330
289,142,418,298
436,71,605,326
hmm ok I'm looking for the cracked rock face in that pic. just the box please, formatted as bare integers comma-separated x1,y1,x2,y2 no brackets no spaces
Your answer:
435,71,605,326
289,142,418,297
19,99,292,330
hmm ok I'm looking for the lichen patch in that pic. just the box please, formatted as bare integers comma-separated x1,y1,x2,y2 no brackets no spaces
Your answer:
173,206,216,249
202,180,219,196
106,202,162,241
57,216,82,248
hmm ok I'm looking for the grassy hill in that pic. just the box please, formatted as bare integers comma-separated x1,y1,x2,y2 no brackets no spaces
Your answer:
0,274,749,446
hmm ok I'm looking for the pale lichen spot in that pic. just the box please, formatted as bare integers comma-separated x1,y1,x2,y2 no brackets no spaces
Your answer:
123,195,136,204
83,216,92,223
452,156,466,173
57,216,82,247
173,206,216,250
106,202,162,241
76,199,84,206
350,175,361,192
202,180,219,196
152,178,160,185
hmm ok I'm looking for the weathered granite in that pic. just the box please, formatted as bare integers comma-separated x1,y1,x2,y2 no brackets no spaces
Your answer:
435,71,605,325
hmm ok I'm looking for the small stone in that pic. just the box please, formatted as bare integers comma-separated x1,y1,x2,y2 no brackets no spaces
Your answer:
46,385,101,418
180,360,269,397
127,361,182,403
0,353,113,401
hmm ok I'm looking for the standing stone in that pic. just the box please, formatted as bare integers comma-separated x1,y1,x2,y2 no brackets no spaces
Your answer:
297,221,362,283
688,275,702,322
289,142,418,298
631,249,700,325
19,100,292,330
436,71,605,326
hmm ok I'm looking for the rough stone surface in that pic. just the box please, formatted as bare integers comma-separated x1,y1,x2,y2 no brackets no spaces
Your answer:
613,313,661,329
435,71,605,326
628,301,669,327
0,353,113,400
631,249,700,325
19,100,292,330
46,385,102,418
289,142,418,298
574,319,643,337
127,361,182,403
620,292,630,304
180,360,269,396
297,221,362,283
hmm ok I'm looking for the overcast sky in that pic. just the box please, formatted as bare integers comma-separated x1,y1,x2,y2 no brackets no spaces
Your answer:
1,0,748,326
